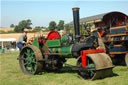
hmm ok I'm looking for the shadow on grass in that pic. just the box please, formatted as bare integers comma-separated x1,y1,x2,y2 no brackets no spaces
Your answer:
41,66,76,74
97,73,119,80
40,65,119,80
57,66,76,73
110,72,119,77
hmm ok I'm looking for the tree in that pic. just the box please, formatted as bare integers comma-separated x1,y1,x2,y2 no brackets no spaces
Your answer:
57,20,64,31
14,25,19,32
48,21,56,31
64,24,70,34
35,26,41,29
41,26,44,28
10,24,15,28
14,19,32,32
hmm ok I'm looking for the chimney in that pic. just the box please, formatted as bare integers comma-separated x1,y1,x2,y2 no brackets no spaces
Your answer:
72,7,80,42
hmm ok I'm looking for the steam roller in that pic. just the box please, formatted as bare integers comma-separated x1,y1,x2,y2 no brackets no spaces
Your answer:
18,7,114,80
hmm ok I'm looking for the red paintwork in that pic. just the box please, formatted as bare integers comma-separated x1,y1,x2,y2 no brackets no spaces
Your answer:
41,48,50,54
40,31,61,54
81,49,105,68
43,40,50,50
47,31,61,40
99,30,105,37
81,51,87,68
117,21,122,26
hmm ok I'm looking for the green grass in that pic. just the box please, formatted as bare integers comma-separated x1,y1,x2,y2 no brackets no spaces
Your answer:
0,52,128,85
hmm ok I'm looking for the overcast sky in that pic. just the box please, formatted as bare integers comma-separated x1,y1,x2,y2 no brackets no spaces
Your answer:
1,0,128,28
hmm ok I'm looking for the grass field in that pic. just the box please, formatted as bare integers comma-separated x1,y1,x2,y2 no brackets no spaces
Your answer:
0,52,128,85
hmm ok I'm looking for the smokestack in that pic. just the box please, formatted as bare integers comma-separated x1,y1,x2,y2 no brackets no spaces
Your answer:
72,7,80,42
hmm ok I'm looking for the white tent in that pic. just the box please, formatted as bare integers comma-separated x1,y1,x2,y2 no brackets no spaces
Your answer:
0,38,16,48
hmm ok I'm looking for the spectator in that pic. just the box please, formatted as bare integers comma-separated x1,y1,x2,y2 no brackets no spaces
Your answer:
1,47,5,54
16,31,27,51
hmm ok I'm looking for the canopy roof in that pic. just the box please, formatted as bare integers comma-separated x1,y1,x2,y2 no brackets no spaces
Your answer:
70,11,128,25
80,13,105,24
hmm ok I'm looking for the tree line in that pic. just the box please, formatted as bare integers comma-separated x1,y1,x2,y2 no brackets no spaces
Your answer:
8,19,95,37
9,19,92,36
10,19,70,33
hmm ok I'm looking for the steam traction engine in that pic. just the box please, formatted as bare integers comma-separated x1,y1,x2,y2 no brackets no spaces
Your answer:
18,8,114,80
87,12,128,66
103,25,128,66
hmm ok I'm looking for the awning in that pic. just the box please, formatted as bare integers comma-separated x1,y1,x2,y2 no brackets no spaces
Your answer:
0,38,16,42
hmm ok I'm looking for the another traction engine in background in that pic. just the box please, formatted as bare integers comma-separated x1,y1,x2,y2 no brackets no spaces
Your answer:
18,8,114,80
88,12,128,66
103,25,128,66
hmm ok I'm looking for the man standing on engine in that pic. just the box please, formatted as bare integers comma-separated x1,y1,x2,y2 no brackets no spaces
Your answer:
17,31,27,51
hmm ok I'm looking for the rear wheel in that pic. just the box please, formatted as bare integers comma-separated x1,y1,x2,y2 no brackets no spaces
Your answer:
19,45,43,75
125,53,128,66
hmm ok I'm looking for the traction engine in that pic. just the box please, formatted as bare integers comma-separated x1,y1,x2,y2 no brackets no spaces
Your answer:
18,8,114,80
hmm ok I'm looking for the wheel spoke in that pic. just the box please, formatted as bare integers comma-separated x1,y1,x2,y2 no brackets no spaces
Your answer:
30,50,36,64
32,57,36,62
24,62,31,72
90,71,94,77
30,50,34,55
31,52,35,57
26,49,31,57
87,62,95,78
24,57,26,60
27,49,30,53
24,52,29,57
24,62,29,65
30,64,34,72
32,60,36,64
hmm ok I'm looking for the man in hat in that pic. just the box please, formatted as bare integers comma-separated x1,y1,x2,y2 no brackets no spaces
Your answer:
17,31,27,51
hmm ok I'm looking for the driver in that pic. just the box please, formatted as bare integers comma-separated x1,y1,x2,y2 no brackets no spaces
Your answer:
17,31,27,51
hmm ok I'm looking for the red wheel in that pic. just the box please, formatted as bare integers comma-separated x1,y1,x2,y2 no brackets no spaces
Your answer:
125,53,128,66
47,31,61,40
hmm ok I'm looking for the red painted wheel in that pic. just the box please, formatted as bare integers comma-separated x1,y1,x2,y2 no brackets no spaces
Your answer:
47,31,61,40
125,53,128,66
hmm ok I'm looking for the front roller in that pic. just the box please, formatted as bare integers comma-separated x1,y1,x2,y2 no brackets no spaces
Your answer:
77,51,114,80
125,53,128,66
19,45,43,75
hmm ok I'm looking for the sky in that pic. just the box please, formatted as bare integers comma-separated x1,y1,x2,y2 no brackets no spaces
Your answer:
1,0,128,28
